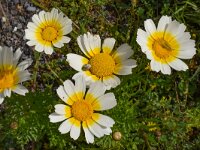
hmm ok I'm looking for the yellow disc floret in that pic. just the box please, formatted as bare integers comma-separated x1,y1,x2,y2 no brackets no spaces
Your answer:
42,26,58,41
0,66,18,92
71,100,93,121
89,53,115,78
147,31,180,63
152,38,173,59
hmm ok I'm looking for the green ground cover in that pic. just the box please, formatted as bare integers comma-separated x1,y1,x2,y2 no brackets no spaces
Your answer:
0,0,200,149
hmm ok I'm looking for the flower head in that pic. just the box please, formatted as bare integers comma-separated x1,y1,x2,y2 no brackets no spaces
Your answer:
136,16,196,75
49,77,117,143
0,46,32,104
25,8,72,55
67,32,137,89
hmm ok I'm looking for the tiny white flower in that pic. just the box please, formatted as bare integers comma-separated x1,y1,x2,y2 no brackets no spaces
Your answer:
49,77,116,143
0,46,32,104
136,15,196,75
25,8,72,55
67,32,137,90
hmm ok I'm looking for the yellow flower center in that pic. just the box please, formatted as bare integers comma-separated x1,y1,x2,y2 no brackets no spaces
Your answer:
0,66,18,92
89,53,115,78
147,31,180,63
152,38,173,58
41,26,58,41
71,100,93,121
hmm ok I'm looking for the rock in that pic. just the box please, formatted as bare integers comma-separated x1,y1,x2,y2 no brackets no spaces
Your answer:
26,6,36,12
14,0,19,4
5,40,12,46
17,23,22,29
13,27,18,32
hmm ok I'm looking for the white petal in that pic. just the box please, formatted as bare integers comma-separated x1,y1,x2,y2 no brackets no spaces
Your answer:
13,48,22,65
49,113,66,123
157,16,172,31
114,66,133,75
168,58,188,71
12,85,28,96
70,120,81,140
26,40,37,46
61,25,72,35
103,127,112,135
4,89,11,97
77,34,91,58
63,80,76,98
120,59,137,67
178,49,196,59
0,97,4,104
113,44,134,62
27,22,40,32
66,54,89,72
166,20,180,37
145,50,153,60
2,47,13,65
38,10,46,23
176,23,187,39
103,75,120,90
93,93,117,111
160,63,171,75
32,14,42,26
74,76,86,100
87,32,101,56
86,119,104,138
58,118,73,134
17,70,31,83
56,85,69,103
61,36,71,43
44,45,53,55
150,60,161,72
52,40,64,48
25,29,36,40
35,43,44,52
92,113,115,127
17,58,33,71
102,38,115,54
136,29,149,53
144,19,156,34
85,82,106,102
55,104,68,115
82,122,94,144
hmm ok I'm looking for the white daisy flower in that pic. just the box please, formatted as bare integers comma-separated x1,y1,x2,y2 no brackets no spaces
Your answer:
25,8,72,55
67,32,137,90
136,15,196,75
49,77,116,143
0,46,32,104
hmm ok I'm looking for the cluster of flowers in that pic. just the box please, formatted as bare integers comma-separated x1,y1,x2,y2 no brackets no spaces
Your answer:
0,8,196,143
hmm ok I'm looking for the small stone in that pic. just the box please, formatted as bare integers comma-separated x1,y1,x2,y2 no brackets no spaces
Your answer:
11,10,18,15
19,16,25,23
14,0,19,4
112,131,122,141
15,31,22,38
2,17,7,22
26,6,36,12
5,40,12,46
17,23,22,29
13,27,18,32
24,2,30,8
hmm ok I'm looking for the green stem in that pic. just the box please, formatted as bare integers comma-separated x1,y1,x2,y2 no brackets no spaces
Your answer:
189,65,200,81
33,53,42,89
142,132,152,150
45,60,64,84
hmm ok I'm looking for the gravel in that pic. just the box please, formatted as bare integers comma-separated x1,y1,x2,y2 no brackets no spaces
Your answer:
0,0,40,60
